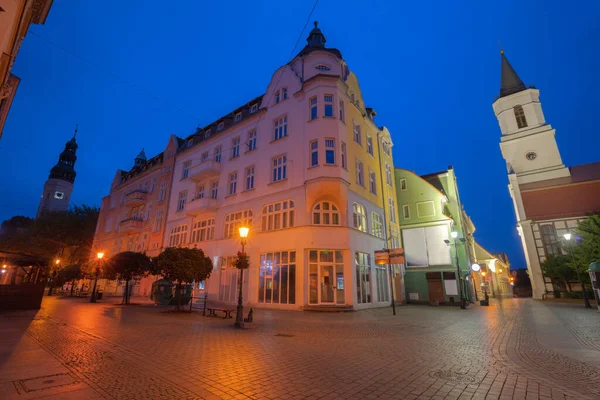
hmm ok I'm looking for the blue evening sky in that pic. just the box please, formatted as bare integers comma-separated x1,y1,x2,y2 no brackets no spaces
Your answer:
1,0,599,268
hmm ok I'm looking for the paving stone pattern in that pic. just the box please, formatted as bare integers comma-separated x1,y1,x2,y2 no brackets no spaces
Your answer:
2,297,600,400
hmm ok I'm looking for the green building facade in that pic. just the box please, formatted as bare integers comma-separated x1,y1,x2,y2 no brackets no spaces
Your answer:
395,167,477,305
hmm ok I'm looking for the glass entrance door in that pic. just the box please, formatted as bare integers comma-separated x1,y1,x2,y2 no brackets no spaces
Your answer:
320,265,335,303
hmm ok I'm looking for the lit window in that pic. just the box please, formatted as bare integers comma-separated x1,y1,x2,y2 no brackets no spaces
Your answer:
232,137,240,158
356,252,372,303
245,166,255,190
182,161,191,179
274,116,288,141
354,123,361,145
339,101,345,121
312,201,340,225
324,95,333,117
177,191,187,211
169,225,188,247
371,212,384,238
259,250,296,304
272,155,287,182
261,200,295,231
224,209,253,238
341,142,347,169
325,138,335,165
234,112,242,122
217,122,225,131
369,170,377,194
514,105,528,129
191,218,215,243
355,159,364,186
310,140,319,167
211,181,218,199
310,97,318,120
247,130,257,151
228,172,238,195
353,203,368,232
214,146,222,163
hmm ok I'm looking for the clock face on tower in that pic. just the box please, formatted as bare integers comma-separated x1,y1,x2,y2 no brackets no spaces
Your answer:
525,152,537,161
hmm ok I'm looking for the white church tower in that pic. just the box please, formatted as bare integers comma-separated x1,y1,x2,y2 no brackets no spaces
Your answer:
492,51,570,299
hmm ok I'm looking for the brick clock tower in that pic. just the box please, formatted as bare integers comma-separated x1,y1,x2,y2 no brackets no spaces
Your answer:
37,127,78,217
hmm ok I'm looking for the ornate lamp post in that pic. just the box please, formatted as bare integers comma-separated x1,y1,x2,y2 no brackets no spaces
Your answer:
91,252,104,303
563,233,591,309
235,227,250,327
445,231,466,309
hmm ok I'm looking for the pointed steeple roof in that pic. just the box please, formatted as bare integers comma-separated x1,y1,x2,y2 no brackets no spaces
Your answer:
296,21,342,59
499,50,527,98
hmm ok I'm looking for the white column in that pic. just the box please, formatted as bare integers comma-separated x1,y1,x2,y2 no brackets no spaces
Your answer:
518,220,546,299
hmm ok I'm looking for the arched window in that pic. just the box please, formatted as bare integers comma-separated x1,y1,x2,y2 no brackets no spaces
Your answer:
312,201,340,225
353,203,368,232
224,209,253,238
371,212,384,238
514,105,527,129
191,218,215,243
261,200,295,231
169,225,188,247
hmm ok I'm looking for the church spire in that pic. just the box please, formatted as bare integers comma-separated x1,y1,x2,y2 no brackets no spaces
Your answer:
49,131,78,184
499,50,527,98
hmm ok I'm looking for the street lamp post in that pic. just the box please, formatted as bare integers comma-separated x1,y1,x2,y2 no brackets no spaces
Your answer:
446,231,466,309
91,252,104,303
563,233,591,309
235,227,249,327
48,259,60,296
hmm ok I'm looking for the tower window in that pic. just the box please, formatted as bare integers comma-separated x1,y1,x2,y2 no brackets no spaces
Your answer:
514,106,527,129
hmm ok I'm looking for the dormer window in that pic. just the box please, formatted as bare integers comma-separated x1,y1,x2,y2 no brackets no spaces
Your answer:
315,64,331,71
187,139,193,148
250,104,258,113
514,105,527,129
217,122,225,131
234,112,242,122
204,129,211,139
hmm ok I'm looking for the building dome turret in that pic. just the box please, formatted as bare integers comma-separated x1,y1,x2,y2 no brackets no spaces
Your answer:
134,149,147,167
306,21,326,48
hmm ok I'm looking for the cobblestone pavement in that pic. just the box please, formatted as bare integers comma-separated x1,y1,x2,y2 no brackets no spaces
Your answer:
1,297,600,400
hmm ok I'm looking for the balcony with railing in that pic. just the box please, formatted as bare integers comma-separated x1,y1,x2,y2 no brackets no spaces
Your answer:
186,195,218,216
119,217,144,232
123,189,148,206
187,160,221,182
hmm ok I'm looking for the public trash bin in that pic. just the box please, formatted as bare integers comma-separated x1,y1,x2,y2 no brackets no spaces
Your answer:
588,262,600,311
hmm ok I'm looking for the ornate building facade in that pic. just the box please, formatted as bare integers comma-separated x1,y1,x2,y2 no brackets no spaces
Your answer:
493,51,600,299
37,129,77,217
93,23,404,309
0,0,53,138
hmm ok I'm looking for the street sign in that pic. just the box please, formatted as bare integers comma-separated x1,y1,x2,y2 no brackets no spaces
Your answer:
374,250,389,265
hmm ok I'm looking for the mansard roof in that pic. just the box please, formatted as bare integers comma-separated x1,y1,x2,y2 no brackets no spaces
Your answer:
178,95,264,152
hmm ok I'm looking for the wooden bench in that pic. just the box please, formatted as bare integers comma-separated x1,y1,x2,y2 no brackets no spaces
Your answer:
206,307,234,319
